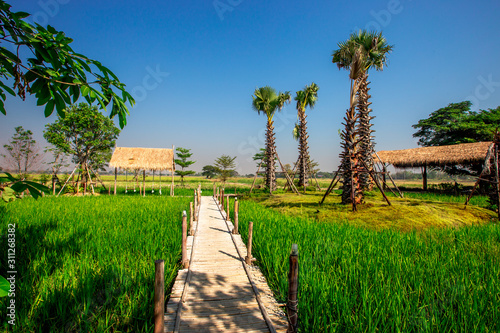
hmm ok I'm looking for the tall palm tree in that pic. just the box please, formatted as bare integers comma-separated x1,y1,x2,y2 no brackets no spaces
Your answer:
252,86,291,193
332,30,392,204
294,82,319,190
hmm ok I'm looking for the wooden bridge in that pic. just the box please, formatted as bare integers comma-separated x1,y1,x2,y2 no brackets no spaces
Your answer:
163,195,287,333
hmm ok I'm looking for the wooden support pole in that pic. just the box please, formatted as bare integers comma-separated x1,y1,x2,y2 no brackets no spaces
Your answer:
495,144,500,220
233,198,239,235
250,161,263,194
221,188,225,212
114,167,117,195
154,259,165,333
245,221,254,265
422,164,428,191
287,244,299,333
143,170,146,197
189,202,194,236
226,194,230,221
52,176,56,196
108,186,111,195
193,190,197,221
182,211,189,269
213,182,216,198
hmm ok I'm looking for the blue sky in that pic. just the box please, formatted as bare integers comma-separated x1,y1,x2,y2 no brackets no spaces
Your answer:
2,0,500,174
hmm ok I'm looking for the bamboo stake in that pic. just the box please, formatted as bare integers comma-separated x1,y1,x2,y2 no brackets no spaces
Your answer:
143,170,146,197
182,211,189,269
221,188,225,213
495,144,500,220
319,166,341,205
250,161,263,194
189,202,194,236
287,244,299,333
154,259,165,333
245,221,254,265
233,198,239,235
276,152,300,195
360,158,391,206
114,167,117,195
193,190,197,221
213,182,216,198
226,194,230,221
57,166,78,197
171,145,175,197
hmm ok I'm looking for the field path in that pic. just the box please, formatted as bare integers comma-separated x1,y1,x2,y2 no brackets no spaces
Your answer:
164,196,286,333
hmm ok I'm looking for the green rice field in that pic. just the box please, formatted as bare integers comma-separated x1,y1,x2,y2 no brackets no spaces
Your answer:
0,196,190,332
238,199,500,332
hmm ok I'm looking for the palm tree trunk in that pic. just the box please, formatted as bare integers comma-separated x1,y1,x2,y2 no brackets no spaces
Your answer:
298,108,310,189
340,78,363,206
266,119,276,193
357,72,375,191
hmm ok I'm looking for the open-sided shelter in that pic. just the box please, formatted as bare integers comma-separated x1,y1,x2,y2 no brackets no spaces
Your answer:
109,147,175,196
375,142,492,189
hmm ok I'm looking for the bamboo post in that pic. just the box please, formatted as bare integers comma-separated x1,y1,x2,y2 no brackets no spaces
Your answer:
154,259,165,333
114,167,117,195
143,170,146,197
213,182,216,198
189,202,194,236
52,176,56,196
221,188,225,212
182,211,189,269
495,144,500,220
108,186,111,195
287,244,299,333
233,198,239,234
250,161,263,194
422,164,428,191
245,221,254,265
216,187,219,203
226,194,230,221
193,190,197,222
171,145,175,197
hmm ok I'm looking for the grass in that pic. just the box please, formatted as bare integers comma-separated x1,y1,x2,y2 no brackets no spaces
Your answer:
238,199,500,332
0,195,190,332
246,191,495,232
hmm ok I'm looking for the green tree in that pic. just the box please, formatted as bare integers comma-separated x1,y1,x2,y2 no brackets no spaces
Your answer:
332,30,392,193
175,147,195,186
2,126,42,175
43,103,120,189
214,155,236,183
412,101,500,176
0,1,134,127
294,82,319,189
252,86,291,193
201,165,219,179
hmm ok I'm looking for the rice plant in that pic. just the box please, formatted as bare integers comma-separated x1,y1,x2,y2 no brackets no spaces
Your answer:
0,195,190,332
239,200,500,332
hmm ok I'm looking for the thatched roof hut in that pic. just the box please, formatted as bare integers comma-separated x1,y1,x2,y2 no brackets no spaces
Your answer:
375,142,492,168
109,147,175,171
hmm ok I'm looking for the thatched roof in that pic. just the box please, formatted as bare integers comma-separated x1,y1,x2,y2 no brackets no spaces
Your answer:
375,142,492,168
109,147,174,171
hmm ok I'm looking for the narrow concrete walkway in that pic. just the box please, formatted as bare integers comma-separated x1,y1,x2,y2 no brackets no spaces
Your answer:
164,196,284,333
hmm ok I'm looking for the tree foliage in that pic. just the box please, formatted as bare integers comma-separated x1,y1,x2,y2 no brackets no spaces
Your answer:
0,1,134,127
201,165,219,179
412,101,500,146
214,155,236,183
43,103,120,187
174,147,195,186
412,101,500,176
252,86,291,192
2,125,42,174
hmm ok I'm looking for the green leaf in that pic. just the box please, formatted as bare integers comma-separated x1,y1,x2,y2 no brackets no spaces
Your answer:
44,100,55,117
0,276,10,297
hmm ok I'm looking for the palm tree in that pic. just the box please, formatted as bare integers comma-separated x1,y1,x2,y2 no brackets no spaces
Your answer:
294,82,319,191
252,86,291,193
332,30,392,205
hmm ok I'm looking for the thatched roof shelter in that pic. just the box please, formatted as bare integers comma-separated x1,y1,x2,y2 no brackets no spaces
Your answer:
375,142,492,168
109,147,174,171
